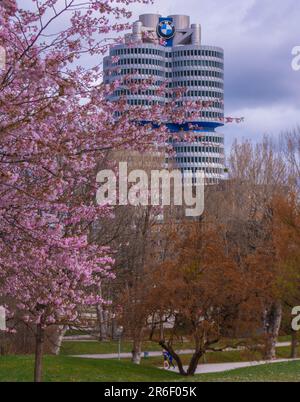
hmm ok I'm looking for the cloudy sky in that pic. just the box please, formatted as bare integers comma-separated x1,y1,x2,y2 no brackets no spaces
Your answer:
129,0,300,146
23,0,299,147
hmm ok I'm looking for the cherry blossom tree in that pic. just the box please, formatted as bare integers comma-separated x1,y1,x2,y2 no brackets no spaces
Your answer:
0,0,175,382
0,0,243,381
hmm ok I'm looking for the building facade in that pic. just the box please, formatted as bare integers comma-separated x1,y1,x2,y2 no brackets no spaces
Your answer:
104,14,225,184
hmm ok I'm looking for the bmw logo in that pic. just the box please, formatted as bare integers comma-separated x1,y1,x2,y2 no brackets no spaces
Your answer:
157,20,176,40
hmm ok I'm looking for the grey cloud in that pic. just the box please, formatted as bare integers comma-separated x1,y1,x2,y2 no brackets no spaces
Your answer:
138,0,300,143
24,0,299,144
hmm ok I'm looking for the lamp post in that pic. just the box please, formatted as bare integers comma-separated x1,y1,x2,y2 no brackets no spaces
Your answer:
116,326,124,361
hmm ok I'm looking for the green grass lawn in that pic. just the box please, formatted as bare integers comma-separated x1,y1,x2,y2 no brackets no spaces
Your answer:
61,335,295,356
2,334,298,382
60,339,300,368
121,346,300,369
0,355,179,382
61,340,160,355
59,338,300,382
278,335,292,342
60,340,197,355
60,339,300,373
196,361,300,382
0,355,299,382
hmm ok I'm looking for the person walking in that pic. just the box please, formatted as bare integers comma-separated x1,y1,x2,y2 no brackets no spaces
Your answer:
162,350,170,369
167,351,176,369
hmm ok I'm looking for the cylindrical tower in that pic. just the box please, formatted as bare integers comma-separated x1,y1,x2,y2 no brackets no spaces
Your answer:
103,43,169,107
191,24,201,45
168,15,190,29
103,14,225,184
139,14,161,28
132,21,143,43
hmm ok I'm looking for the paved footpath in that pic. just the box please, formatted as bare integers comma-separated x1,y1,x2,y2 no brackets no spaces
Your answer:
72,350,194,359
71,342,291,360
71,352,300,375
64,336,96,341
166,358,300,375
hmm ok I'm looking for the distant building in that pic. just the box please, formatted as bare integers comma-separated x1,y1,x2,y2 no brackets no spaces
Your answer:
104,14,225,184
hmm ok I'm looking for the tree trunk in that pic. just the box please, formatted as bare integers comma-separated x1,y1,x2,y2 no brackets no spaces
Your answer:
159,341,187,376
96,304,108,341
186,351,203,376
131,339,142,365
96,285,109,341
53,326,67,355
111,316,118,340
175,357,186,376
34,324,44,383
159,322,164,340
291,330,298,359
264,301,282,360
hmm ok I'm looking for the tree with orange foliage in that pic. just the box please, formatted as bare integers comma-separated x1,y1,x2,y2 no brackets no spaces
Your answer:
145,220,267,376
272,192,300,358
